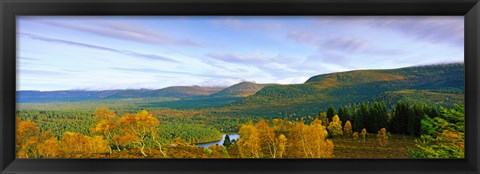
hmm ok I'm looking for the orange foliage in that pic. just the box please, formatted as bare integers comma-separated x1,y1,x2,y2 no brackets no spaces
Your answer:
36,137,62,158
344,120,352,137
117,110,165,157
361,128,367,141
353,132,359,140
376,128,388,147
61,132,110,157
93,106,117,121
289,119,334,158
236,121,261,158
255,119,288,158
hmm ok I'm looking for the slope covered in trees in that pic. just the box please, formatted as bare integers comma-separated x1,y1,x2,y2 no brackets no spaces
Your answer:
222,63,463,117
16,102,463,158
15,63,464,158
211,81,275,97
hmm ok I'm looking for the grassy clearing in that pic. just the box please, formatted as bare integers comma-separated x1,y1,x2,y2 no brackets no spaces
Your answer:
333,134,417,158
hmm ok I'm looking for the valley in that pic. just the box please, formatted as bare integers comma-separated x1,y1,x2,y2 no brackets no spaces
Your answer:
16,63,465,158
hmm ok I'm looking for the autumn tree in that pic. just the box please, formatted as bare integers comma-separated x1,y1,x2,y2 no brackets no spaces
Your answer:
16,117,67,158
376,128,388,147
361,128,367,141
277,134,288,158
60,132,110,157
236,121,261,158
328,115,343,137
289,119,334,158
90,107,119,153
256,120,276,158
317,111,329,127
117,110,165,157
16,117,40,158
93,106,117,120
272,118,293,135
35,136,62,158
254,119,289,158
343,120,352,137
353,132,359,140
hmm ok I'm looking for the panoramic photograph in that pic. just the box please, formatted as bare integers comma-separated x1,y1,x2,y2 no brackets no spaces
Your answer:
16,16,464,159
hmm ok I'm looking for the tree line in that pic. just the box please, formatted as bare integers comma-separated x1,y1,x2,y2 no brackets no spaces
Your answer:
319,101,440,136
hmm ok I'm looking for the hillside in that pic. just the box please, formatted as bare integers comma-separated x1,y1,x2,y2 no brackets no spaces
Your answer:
106,86,225,99
152,86,225,98
211,81,275,97
221,63,464,117
18,86,226,103
17,63,464,116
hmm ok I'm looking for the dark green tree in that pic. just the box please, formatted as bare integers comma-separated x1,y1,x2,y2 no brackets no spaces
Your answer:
370,102,389,132
337,107,345,124
352,103,364,132
223,134,232,147
327,105,336,121
359,102,370,132
343,105,352,124
390,101,410,134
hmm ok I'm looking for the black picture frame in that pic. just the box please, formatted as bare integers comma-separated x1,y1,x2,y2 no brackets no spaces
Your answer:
1,0,479,173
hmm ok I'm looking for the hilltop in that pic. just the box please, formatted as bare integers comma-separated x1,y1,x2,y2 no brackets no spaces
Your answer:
222,63,464,117
17,63,464,116
212,81,275,97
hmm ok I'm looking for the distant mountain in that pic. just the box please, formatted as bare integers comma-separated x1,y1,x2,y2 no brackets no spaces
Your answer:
150,86,225,98
224,63,464,117
16,90,121,103
17,86,225,103
211,81,275,97
17,63,464,115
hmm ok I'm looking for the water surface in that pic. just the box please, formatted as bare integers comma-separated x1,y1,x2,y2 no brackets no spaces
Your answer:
196,133,239,148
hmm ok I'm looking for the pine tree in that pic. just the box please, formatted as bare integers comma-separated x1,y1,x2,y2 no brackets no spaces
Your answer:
327,106,336,121
337,107,345,123
223,135,232,147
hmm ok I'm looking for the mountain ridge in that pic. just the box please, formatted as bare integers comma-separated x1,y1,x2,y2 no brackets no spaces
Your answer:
17,63,464,106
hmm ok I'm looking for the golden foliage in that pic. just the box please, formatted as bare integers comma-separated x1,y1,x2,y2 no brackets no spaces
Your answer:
353,132,359,140
376,128,388,147
117,110,164,157
328,115,343,137
272,118,293,133
317,111,329,127
61,132,110,157
289,119,334,158
277,134,287,158
16,117,41,158
255,119,289,158
236,121,261,158
437,130,464,151
93,106,117,121
344,120,352,137
36,137,62,158
361,128,367,141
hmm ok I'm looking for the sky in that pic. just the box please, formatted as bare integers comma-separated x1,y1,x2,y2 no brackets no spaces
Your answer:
17,16,464,91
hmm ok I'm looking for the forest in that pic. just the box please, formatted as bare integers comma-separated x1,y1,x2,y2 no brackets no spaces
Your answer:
16,63,465,158
16,101,464,158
